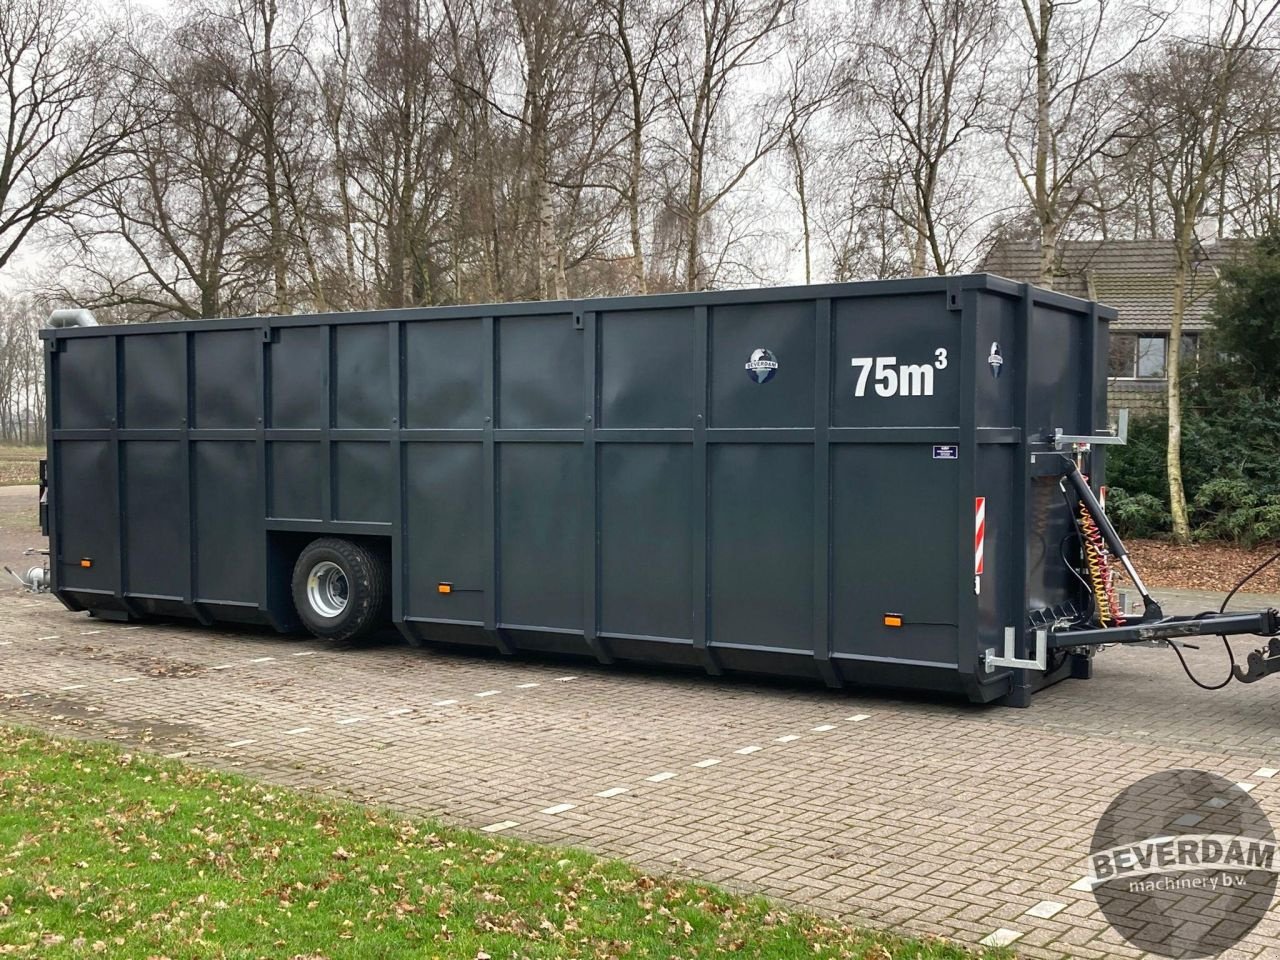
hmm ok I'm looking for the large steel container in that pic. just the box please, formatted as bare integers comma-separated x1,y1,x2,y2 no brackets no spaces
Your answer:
41,275,1113,704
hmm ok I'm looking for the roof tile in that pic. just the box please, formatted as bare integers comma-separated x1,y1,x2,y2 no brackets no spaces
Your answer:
981,238,1253,331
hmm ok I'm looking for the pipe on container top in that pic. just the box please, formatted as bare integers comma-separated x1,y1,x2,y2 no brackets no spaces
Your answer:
47,308,98,328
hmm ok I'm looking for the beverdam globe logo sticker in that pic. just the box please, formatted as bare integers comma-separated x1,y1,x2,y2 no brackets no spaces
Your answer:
1088,769,1277,958
745,348,778,383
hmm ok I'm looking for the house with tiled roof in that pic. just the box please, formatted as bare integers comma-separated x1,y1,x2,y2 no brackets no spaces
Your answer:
981,237,1253,414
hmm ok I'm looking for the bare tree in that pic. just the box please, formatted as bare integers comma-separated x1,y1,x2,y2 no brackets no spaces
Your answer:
850,0,1000,277
21,0,1275,333
440,0,510,300
1125,0,1280,542
206,0,329,313
509,0,626,300
1072,147,1165,240
58,21,262,320
0,0,141,276
818,170,916,281
511,0,571,299
1221,96,1280,235
0,294,44,442
345,0,454,307
780,19,837,284
659,0,796,291
312,0,362,308
1002,0,1166,286
430,0,623,303
602,0,678,293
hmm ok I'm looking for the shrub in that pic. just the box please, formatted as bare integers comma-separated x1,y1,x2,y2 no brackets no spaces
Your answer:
1103,386,1280,544
1100,228,1280,545
1106,413,1169,503
1105,414,1172,537
1105,487,1171,540
1191,477,1280,546
1203,230,1280,400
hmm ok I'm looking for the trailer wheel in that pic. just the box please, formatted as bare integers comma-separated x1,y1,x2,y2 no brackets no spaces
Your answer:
291,538,389,641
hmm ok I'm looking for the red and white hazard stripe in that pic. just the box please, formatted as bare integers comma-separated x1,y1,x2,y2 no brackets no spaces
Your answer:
975,497,986,575
974,497,986,595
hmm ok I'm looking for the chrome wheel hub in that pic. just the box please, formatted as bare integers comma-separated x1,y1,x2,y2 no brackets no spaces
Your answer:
307,561,349,617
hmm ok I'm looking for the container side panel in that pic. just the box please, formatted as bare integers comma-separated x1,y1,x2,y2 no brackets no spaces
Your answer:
193,331,258,428
598,308,694,428
1027,304,1088,438
123,441,185,596
599,443,693,639
1028,475,1079,613
975,445,1017,644
710,300,815,428
498,443,583,629
56,440,116,589
974,295,1017,428
831,293,959,427
269,441,324,519
403,319,485,428
709,444,812,651
334,441,391,522
193,440,257,602
1096,313,1109,430
270,327,326,428
404,442,485,623
497,315,581,428
1092,310,1110,483
335,324,392,428
57,338,113,429
831,444,959,662
122,334,184,428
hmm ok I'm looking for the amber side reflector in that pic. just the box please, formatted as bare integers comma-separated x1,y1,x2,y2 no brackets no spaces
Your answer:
80,558,92,568
437,582,452,594
883,614,903,627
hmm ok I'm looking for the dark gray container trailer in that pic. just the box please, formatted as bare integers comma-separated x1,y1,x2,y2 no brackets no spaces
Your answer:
39,275,1280,706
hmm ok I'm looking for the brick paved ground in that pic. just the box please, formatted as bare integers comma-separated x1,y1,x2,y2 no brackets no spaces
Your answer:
2,588,1280,959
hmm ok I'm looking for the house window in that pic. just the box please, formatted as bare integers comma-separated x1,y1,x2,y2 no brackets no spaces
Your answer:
1107,334,1198,380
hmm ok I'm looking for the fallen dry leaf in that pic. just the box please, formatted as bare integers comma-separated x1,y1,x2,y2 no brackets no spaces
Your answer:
1118,540,1280,596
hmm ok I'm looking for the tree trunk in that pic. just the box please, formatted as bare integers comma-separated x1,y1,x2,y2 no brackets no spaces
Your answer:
400,198,414,306
298,224,328,312
259,0,289,314
452,198,464,302
1038,218,1060,286
264,148,288,311
684,147,703,291
629,121,647,293
615,0,647,293
524,65,560,302
1033,0,1053,288
534,135,554,300
684,71,706,292
910,212,927,277
555,247,568,300
331,0,358,308
400,161,416,306
789,132,811,284
1167,245,1191,543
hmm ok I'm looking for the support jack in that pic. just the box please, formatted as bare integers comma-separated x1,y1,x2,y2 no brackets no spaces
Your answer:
984,626,1047,673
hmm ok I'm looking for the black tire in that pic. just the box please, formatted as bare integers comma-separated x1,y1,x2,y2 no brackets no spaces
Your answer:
291,538,390,641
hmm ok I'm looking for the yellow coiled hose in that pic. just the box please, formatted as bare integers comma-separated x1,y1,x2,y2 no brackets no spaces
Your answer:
1078,502,1125,626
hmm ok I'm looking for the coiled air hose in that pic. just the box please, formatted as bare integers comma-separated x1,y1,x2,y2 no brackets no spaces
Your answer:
1078,501,1125,627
